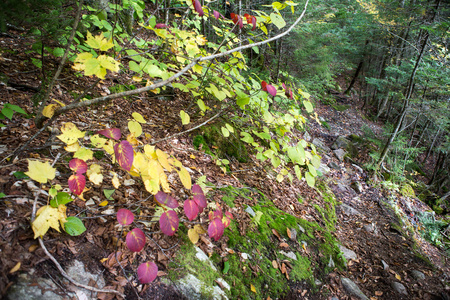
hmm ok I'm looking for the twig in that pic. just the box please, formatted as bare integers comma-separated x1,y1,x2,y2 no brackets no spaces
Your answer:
38,238,126,298
151,111,223,144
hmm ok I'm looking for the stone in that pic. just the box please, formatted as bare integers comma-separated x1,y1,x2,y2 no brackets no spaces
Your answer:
288,228,297,241
241,253,250,260
216,278,230,290
7,272,67,300
328,161,341,170
176,274,228,300
341,277,369,300
245,206,256,218
303,131,312,142
314,279,322,286
411,270,425,280
333,149,347,162
312,138,331,152
195,246,217,271
339,203,361,216
328,256,335,268
338,244,357,261
298,225,305,233
317,163,331,175
331,136,351,150
279,251,297,261
66,260,105,289
351,181,363,193
391,281,408,295
381,260,389,271
331,297,339,300
363,223,376,234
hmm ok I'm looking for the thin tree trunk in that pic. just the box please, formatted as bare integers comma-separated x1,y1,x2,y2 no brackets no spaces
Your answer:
423,127,441,164
345,60,364,95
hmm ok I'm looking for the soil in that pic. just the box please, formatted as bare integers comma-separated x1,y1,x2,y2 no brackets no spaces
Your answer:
1,28,449,300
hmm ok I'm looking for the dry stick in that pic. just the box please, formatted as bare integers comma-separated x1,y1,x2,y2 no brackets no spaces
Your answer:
48,0,310,120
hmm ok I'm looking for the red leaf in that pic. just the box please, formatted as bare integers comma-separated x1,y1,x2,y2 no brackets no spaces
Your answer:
208,218,224,241
69,158,87,174
155,191,179,208
192,184,207,210
68,174,86,195
225,211,234,219
137,261,158,284
213,10,221,20
262,81,277,97
159,211,179,236
208,209,222,221
117,208,134,226
98,128,121,140
155,23,169,29
184,199,199,221
251,16,256,31
222,216,231,228
244,13,252,23
230,13,243,29
282,83,287,90
126,228,146,252
193,0,204,16
114,140,134,171
261,80,268,91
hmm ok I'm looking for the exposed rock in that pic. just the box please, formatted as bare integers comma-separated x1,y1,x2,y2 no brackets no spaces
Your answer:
245,206,256,218
303,131,312,142
279,251,297,261
331,136,351,150
338,244,357,261
216,278,230,291
66,260,105,289
381,260,389,271
411,270,426,280
339,203,361,216
318,163,331,175
333,149,347,162
341,277,369,300
351,181,363,193
312,138,331,152
331,297,339,300
328,161,341,170
195,246,217,271
328,256,335,268
288,228,297,241
391,281,408,295
7,271,67,300
176,274,228,300
363,223,377,234
241,253,250,260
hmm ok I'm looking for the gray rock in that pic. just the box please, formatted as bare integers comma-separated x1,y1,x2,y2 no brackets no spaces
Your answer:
328,161,341,170
216,278,230,290
341,277,369,300
195,246,217,271
328,256,335,268
7,272,67,300
317,163,331,175
176,274,228,300
303,131,312,142
331,297,339,300
312,138,331,152
279,251,297,261
245,206,256,218
363,223,377,234
331,136,351,150
339,203,361,216
351,181,363,193
66,260,105,288
338,244,357,261
298,224,305,233
333,149,347,162
381,260,389,271
314,279,322,286
289,228,297,241
391,281,408,295
411,270,425,280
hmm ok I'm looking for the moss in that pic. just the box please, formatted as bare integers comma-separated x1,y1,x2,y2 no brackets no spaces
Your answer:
321,120,331,130
331,104,350,112
400,183,416,198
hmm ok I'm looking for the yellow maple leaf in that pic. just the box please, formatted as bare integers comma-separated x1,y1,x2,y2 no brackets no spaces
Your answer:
90,134,107,148
57,122,85,145
25,159,56,184
42,104,59,118
74,147,94,161
32,205,67,239
65,141,81,152
86,31,114,51
87,164,103,185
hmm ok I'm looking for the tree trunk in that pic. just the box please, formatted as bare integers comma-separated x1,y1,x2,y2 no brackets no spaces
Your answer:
345,60,364,95
423,127,441,164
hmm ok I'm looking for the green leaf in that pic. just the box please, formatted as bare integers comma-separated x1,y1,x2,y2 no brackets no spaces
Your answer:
145,64,163,78
221,126,230,137
2,107,13,120
236,89,250,108
197,99,206,112
270,13,286,29
223,261,230,274
64,216,87,236
240,132,254,143
305,171,315,187
5,103,26,115
129,61,141,72
13,171,29,179
303,100,314,113
50,192,73,208
294,165,302,181
103,189,115,200
180,110,190,125
0,192,5,198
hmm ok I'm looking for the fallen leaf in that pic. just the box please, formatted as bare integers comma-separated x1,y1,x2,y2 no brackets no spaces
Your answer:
28,244,39,252
287,228,291,239
272,229,281,240
188,228,199,244
272,260,278,269
280,263,287,274
375,291,383,296
9,262,21,273
279,242,289,248
395,273,401,280
250,284,256,293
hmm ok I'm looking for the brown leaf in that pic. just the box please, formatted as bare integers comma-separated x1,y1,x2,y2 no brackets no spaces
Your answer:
286,228,291,239
279,242,289,248
280,263,287,274
272,260,278,269
375,291,383,296
272,229,281,240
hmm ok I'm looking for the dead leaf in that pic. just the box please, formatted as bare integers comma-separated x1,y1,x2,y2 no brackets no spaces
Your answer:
280,263,287,274
375,291,383,296
279,242,289,248
250,283,256,293
9,262,21,273
272,229,281,240
287,228,291,239
272,260,278,269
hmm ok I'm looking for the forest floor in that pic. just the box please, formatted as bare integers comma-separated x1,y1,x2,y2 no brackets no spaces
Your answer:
0,31,449,300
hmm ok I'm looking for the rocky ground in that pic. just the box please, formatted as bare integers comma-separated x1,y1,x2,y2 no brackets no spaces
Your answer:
1,30,449,300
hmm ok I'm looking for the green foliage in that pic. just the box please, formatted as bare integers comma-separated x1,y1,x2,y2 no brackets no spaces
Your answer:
0,103,27,127
417,212,449,248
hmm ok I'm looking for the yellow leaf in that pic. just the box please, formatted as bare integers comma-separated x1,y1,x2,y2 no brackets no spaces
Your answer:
177,167,192,190
112,173,121,189
87,164,103,185
25,160,56,184
192,64,203,74
156,149,172,172
194,224,206,234
395,273,401,280
180,110,190,125
128,120,142,137
85,31,114,51
132,76,142,82
99,200,108,206
42,104,59,118
133,152,149,174
144,145,156,159
190,154,196,159
132,112,147,124
250,284,257,293
127,133,139,146
57,122,85,145
74,147,94,161
32,205,67,239
188,228,199,244
103,139,115,155
9,262,21,274
91,134,107,148
65,141,81,152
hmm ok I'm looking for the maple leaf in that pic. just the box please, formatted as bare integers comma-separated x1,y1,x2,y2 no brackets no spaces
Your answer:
32,205,67,238
87,164,103,185
85,31,114,51
25,159,56,184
